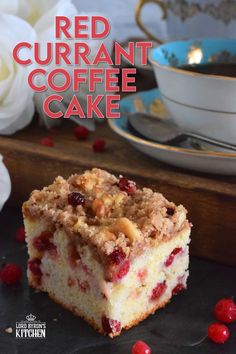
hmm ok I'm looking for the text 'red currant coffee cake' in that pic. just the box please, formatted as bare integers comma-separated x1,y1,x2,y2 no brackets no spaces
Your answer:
22,168,191,337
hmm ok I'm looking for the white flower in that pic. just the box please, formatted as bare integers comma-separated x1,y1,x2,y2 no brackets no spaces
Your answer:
0,1,112,131
0,155,11,211
0,1,18,15
0,0,77,43
0,14,36,134
0,0,70,26
1,0,88,130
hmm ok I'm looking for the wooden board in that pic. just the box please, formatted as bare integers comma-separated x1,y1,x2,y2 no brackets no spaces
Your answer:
1,116,236,266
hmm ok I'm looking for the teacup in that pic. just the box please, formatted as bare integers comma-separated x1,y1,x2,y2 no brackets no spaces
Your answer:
136,0,236,44
149,38,236,144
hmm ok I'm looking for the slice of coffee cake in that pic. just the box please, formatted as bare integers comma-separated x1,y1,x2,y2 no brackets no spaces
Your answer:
23,168,191,337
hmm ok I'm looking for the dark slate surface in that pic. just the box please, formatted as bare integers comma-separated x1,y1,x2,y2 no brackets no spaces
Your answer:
0,206,236,354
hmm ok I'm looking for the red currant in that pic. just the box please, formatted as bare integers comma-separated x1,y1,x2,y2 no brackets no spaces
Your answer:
118,177,136,194
165,247,182,267
172,283,185,296
16,226,26,243
40,137,54,147
214,298,236,323
101,316,121,335
1,263,22,285
74,126,89,140
109,248,126,265
28,258,42,276
132,340,152,354
93,139,106,152
208,322,230,344
151,281,167,301
33,231,55,252
112,260,130,282
68,192,85,207
166,207,175,216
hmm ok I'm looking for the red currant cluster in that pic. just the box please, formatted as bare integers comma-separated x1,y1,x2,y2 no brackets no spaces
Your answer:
39,126,106,153
130,297,236,353
208,298,236,344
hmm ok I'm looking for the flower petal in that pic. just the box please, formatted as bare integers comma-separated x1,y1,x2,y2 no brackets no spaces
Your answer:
34,0,77,39
0,0,18,15
0,14,36,47
0,98,34,135
0,14,36,134
0,46,14,101
18,0,63,25
0,155,11,211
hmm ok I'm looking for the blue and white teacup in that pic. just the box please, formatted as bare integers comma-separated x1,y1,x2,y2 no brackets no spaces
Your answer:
149,38,236,144
136,0,236,44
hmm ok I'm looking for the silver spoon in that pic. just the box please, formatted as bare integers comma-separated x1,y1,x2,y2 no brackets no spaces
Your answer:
128,112,236,152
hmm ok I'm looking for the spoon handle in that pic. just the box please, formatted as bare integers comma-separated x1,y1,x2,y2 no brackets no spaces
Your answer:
184,132,236,152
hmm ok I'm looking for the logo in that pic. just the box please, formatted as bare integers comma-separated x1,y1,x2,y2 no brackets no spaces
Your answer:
26,314,36,321
16,314,46,339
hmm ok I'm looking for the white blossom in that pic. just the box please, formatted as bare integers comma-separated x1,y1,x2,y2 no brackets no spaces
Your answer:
0,155,11,211
0,14,36,134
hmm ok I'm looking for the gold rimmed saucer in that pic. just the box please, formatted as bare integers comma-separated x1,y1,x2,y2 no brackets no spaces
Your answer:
109,89,236,175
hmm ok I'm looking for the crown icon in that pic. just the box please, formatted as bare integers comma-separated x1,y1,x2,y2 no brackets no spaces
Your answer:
26,314,36,321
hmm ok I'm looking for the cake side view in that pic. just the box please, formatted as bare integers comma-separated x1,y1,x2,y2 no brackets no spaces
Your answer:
22,168,191,337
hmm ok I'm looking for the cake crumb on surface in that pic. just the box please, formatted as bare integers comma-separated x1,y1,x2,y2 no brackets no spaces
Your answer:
5,327,13,334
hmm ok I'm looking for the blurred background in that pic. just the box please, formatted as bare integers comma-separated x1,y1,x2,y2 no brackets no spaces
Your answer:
72,0,166,41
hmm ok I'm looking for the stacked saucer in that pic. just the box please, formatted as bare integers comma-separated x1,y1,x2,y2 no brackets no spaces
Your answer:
109,89,236,175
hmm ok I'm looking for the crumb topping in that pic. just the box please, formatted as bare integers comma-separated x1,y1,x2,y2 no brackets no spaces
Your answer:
23,168,189,263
